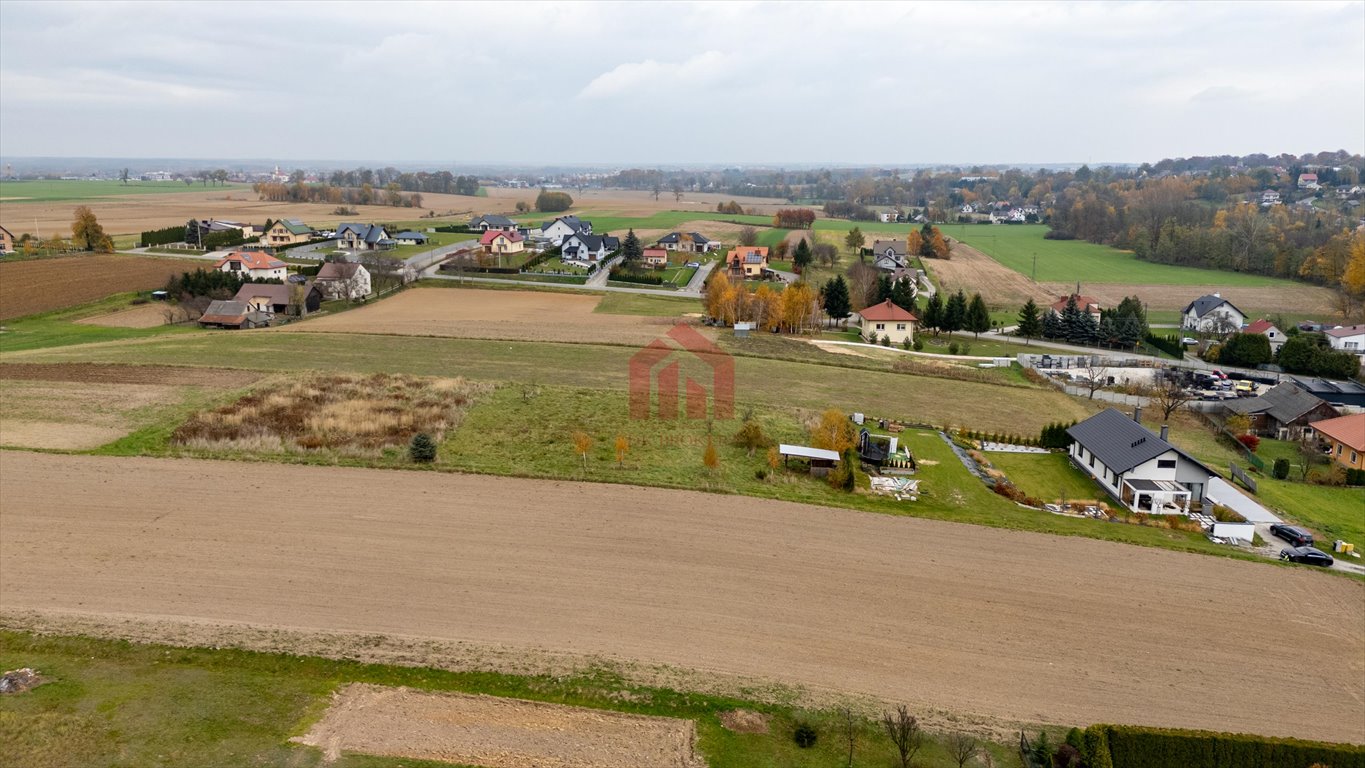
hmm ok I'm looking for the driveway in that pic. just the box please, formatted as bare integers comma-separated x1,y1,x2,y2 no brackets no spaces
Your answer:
1255,522,1365,575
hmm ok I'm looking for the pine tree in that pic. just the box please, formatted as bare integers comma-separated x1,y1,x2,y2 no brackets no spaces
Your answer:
1074,309,1100,345
965,293,991,339
875,274,893,303
622,228,643,265
1017,298,1042,345
1061,294,1085,344
409,432,437,463
793,238,813,273
890,276,917,314
943,290,967,338
922,292,944,336
822,277,852,327
1042,309,1061,339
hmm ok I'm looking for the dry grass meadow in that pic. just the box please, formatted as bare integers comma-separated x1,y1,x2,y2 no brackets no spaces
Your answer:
284,287,707,346
0,379,194,450
171,372,489,455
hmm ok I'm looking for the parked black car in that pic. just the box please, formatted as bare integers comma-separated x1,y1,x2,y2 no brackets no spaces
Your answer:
1280,547,1335,567
1269,524,1314,548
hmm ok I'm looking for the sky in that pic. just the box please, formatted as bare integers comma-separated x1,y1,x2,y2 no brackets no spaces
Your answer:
1,0,1362,167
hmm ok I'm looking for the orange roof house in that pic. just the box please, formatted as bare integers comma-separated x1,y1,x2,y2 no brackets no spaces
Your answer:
213,250,288,280
1049,293,1102,320
858,299,918,345
1311,413,1365,470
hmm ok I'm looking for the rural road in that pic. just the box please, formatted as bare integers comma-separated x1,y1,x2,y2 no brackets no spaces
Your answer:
2,451,1361,743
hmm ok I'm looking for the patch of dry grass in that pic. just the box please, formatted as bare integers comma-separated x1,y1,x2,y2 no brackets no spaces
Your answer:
172,373,489,456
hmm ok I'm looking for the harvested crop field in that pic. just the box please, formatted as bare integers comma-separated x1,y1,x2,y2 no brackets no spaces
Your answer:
73,303,172,328
0,362,262,387
0,254,200,320
3,451,1360,743
298,684,703,768
286,287,708,346
0,379,190,449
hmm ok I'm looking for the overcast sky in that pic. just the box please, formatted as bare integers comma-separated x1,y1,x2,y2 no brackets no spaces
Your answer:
1,0,1361,166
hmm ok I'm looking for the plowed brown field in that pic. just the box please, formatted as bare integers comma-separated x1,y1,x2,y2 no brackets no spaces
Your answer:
0,254,200,320
3,451,1360,743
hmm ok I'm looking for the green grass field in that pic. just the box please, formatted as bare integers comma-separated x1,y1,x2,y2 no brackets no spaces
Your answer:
593,292,700,316
986,451,1103,503
0,631,1023,768
935,224,1286,286
0,179,245,202
0,293,203,353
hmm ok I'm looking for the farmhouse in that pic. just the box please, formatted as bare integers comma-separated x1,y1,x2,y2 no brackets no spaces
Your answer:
214,250,288,281
1181,293,1246,334
470,215,517,233
1067,408,1218,514
657,232,719,253
1324,324,1365,360
1048,292,1103,322
643,247,669,267
561,232,617,264
0,224,15,254
197,300,271,329
1242,319,1287,354
869,239,908,271
314,261,372,300
233,281,322,317
481,229,524,255
1310,413,1365,471
1223,382,1340,440
261,218,313,247
857,299,917,345
1298,173,1319,189
336,223,394,251
394,230,429,246
542,216,593,246
727,246,769,279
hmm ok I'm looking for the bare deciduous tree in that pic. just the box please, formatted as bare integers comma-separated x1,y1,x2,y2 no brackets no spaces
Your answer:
882,705,923,768
840,707,857,768
1151,382,1194,420
737,226,758,247
947,732,981,768
1080,362,1109,399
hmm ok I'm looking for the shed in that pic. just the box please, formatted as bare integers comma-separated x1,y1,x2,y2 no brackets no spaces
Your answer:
779,443,841,477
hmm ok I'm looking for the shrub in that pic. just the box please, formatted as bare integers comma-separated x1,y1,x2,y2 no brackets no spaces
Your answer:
880,334,891,347
409,432,437,463
948,341,960,355
793,723,818,748
1082,723,1365,768
754,468,768,480
901,336,913,350
1272,458,1290,480
732,418,773,456
912,337,924,351
959,342,971,355
1236,433,1260,453
535,190,573,212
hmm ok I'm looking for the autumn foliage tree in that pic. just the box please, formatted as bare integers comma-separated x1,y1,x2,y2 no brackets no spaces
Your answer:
572,431,593,470
614,434,629,467
810,409,856,453
71,206,113,252
773,208,816,229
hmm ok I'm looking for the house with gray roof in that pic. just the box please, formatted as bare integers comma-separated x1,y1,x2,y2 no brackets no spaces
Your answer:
470,215,517,233
1180,293,1246,334
869,239,908,271
657,232,719,253
394,230,429,245
1067,408,1219,514
1224,382,1341,438
541,216,593,246
561,232,619,264
335,223,394,251
197,300,271,329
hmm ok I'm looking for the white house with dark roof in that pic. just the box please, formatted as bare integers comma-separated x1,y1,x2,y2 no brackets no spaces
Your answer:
1067,408,1219,514
470,215,517,233
1181,293,1246,334
542,216,593,246
869,239,908,271
561,232,618,265
335,223,394,251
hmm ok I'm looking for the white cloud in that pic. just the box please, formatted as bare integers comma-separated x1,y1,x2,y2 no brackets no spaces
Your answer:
578,51,730,100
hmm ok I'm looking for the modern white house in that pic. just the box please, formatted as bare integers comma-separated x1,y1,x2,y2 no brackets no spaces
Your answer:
1067,408,1219,514
314,261,372,300
541,216,593,246
1181,293,1246,334
869,239,908,271
561,232,618,264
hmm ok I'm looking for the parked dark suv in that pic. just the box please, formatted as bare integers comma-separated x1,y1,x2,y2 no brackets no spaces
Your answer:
1269,524,1314,548
1280,547,1334,567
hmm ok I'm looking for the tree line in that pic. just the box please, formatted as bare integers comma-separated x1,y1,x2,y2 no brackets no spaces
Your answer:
251,181,423,208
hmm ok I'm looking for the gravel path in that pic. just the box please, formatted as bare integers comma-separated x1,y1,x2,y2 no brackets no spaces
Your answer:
1,451,1360,743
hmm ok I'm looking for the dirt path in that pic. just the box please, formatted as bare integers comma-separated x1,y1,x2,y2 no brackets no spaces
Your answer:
1,451,1361,743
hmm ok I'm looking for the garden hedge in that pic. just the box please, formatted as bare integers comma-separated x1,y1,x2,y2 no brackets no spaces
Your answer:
1082,724,1365,768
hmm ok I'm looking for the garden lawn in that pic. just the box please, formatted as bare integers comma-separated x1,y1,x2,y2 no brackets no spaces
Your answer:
936,224,1288,287
986,451,1103,504
1252,478,1365,547
594,292,701,317
0,631,1023,768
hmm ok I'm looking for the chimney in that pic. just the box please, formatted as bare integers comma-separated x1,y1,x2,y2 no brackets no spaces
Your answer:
1213,292,1221,298
1133,406,1143,423
1160,425,1169,441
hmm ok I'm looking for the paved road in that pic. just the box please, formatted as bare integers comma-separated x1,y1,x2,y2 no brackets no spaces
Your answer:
585,254,622,288
2,451,1361,743
682,260,715,294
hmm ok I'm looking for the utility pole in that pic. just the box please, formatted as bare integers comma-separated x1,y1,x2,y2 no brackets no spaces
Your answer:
1031,251,1037,282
